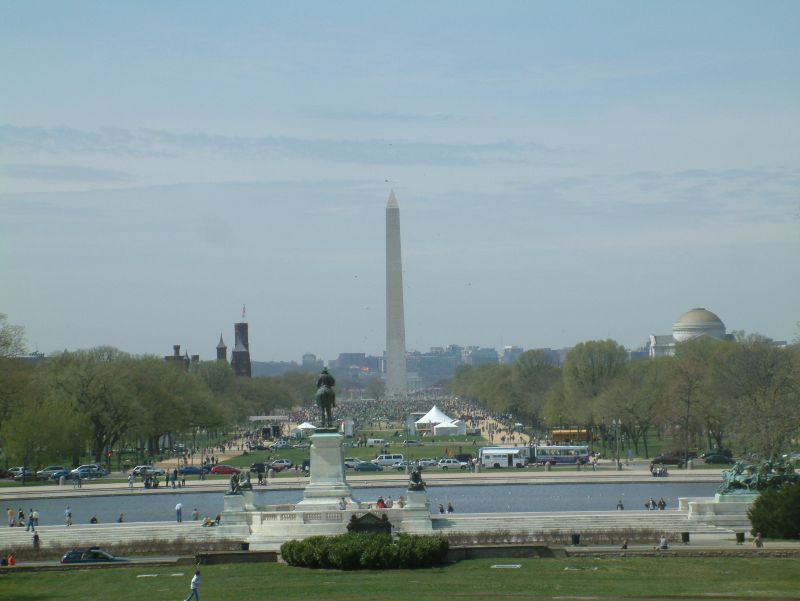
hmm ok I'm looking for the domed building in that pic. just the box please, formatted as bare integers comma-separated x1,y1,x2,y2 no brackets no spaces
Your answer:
672,308,726,342
648,308,728,358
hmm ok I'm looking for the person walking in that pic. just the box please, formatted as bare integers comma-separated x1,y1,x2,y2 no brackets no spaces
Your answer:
32,531,41,554
64,505,72,527
184,569,200,601
175,502,183,523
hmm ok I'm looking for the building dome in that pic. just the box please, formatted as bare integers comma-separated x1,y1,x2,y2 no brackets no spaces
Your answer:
672,308,726,343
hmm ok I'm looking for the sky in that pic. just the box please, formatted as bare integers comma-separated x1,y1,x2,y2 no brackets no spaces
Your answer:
1,1,799,363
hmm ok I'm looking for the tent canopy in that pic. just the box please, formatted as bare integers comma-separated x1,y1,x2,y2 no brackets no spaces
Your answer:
297,422,317,430
434,419,466,436
415,405,453,426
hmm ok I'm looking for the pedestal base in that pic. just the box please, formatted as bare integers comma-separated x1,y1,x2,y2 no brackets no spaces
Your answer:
400,489,433,533
295,432,356,510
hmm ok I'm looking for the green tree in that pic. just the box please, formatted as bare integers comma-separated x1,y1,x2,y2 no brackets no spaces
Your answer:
0,313,26,357
510,350,561,425
748,482,800,539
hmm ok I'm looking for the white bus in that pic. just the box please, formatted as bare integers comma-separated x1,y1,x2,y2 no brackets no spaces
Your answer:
479,446,531,468
533,445,590,465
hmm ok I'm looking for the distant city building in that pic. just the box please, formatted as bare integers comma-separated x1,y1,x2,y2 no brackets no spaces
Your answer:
301,353,324,372
502,346,524,364
230,321,252,377
464,346,499,366
216,334,227,361
164,344,190,370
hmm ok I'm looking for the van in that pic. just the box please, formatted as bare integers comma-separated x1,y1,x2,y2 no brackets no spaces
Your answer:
366,438,385,447
374,453,404,467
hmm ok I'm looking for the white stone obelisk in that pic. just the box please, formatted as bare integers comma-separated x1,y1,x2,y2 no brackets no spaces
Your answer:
385,191,408,398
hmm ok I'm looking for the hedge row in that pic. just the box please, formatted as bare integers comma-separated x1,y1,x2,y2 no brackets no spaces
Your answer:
281,533,449,569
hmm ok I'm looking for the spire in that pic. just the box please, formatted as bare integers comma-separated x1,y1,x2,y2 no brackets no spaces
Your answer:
387,190,398,209
217,333,226,349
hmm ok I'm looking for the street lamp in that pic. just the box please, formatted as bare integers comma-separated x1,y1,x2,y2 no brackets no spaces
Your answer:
612,419,622,471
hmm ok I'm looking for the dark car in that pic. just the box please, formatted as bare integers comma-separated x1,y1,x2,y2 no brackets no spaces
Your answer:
249,462,269,474
703,454,735,465
651,454,685,466
354,461,383,472
210,464,241,475
61,547,127,564
178,465,209,476
49,469,75,481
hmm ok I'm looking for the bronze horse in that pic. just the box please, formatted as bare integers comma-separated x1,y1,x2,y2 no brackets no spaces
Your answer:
315,368,336,428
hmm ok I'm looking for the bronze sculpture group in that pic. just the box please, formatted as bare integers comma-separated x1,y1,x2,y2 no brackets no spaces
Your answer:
718,457,798,494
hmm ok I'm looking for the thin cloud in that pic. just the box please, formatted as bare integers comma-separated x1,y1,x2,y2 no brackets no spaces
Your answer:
0,124,554,167
0,163,131,182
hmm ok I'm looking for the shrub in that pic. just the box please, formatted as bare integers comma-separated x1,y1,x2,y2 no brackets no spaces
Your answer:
748,482,800,539
280,533,448,570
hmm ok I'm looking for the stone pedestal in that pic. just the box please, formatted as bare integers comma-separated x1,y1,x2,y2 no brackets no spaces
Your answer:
218,491,254,538
295,432,355,509
400,489,433,533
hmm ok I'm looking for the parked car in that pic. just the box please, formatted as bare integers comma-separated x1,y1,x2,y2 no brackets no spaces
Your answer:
210,464,241,475
177,465,209,476
344,457,360,469
353,461,383,472
403,439,423,446
131,465,165,478
703,454,735,465
49,469,75,481
270,459,293,470
437,458,468,470
10,467,34,481
70,465,107,479
249,462,269,474
61,547,127,564
268,440,291,450
418,458,439,468
36,466,67,480
392,460,415,471
0,468,12,479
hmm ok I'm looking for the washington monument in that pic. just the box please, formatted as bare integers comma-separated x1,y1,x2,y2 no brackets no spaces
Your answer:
385,191,407,398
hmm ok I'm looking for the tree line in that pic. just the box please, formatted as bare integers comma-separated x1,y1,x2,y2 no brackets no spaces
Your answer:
448,337,800,459
0,344,315,468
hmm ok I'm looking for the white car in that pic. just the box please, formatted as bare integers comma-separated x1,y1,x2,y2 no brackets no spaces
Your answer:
269,441,291,450
437,458,468,470
418,458,439,468
131,465,165,478
344,457,360,469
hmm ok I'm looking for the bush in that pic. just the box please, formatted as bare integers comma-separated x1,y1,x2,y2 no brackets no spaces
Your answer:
748,482,800,539
280,533,448,570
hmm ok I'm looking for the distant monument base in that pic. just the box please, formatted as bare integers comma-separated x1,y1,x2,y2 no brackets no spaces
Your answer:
399,489,433,533
682,492,758,533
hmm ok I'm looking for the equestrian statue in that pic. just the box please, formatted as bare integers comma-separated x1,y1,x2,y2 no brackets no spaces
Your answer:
315,367,336,429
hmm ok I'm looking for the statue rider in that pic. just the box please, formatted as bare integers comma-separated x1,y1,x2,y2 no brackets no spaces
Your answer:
316,367,336,394
316,367,336,428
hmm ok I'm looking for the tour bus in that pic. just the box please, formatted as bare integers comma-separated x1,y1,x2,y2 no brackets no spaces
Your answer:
479,446,531,468
533,445,590,465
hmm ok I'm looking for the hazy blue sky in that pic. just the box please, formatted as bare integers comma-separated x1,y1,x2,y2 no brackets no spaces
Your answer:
2,1,799,362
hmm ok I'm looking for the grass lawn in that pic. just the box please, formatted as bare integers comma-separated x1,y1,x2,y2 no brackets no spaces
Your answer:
2,557,798,601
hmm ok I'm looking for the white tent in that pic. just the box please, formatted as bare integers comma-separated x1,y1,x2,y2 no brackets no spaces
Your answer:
434,419,466,436
296,422,317,438
415,405,453,431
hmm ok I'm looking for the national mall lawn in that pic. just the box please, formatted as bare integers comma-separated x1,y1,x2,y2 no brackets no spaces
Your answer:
3,557,799,601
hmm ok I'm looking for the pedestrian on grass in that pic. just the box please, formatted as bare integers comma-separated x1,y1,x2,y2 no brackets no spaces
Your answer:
184,570,200,601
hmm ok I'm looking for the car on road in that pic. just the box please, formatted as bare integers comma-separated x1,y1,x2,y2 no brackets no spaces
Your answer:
210,464,241,475
344,457,360,469
249,462,269,474
437,458,468,470
268,440,291,450
353,461,383,472
270,459,293,470
417,458,439,468
131,465,165,478
61,547,127,564
703,454,735,465
10,467,34,481
49,469,75,481
177,465,209,476
403,440,423,446
36,466,67,480
391,460,415,471
70,465,108,479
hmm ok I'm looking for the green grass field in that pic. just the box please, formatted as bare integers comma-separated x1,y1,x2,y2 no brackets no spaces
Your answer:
2,557,798,601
